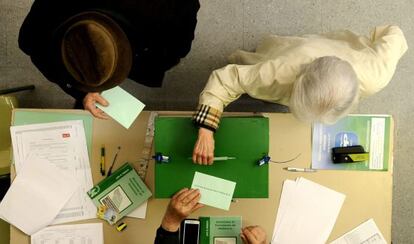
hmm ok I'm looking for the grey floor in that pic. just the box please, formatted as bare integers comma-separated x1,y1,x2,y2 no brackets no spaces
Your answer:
1,0,413,242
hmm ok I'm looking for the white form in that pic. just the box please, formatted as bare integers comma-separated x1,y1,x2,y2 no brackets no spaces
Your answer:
272,177,346,244
330,219,386,244
31,223,103,244
0,159,78,235
10,120,96,224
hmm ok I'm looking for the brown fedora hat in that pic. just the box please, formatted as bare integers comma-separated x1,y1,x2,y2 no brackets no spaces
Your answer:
60,11,132,93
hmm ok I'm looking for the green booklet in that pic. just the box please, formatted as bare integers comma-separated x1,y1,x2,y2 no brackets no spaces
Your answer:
87,163,152,223
199,216,242,244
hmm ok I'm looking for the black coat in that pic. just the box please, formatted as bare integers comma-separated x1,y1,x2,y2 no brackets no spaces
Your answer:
19,0,200,100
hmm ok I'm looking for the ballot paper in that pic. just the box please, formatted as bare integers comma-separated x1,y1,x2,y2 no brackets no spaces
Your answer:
0,159,78,235
191,171,236,210
330,219,386,244
10,120,96,224
96,86,145,129
31,223,103,244
272,177,346,244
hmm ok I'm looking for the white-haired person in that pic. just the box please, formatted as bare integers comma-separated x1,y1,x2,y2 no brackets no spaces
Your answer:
192,25,407,165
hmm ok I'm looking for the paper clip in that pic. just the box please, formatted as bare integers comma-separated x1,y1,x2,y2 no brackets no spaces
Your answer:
152,153,170,163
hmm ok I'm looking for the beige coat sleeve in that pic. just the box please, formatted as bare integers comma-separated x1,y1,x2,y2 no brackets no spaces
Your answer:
198,60,293,112
361,25,408,95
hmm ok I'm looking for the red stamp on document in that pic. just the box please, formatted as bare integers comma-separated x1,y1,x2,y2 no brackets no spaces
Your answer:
62,133,71,138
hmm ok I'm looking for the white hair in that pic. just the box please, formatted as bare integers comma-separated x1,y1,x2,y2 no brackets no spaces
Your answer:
289,56,359,124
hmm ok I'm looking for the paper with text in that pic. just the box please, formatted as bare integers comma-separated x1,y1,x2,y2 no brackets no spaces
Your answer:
31,223,103,244
10,120,96,224
330,219,386,244
191,172,236,210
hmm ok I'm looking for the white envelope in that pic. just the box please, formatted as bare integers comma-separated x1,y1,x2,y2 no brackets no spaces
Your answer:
0,159,79,235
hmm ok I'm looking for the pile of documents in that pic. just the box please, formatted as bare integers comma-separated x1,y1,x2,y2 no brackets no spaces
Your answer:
0,120,96,235
272,177,346,244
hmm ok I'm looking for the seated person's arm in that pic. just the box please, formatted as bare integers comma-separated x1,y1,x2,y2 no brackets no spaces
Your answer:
154,188,203,244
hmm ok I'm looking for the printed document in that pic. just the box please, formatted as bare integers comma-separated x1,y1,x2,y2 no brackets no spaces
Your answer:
31,223,103,244
10,120,96,224
330,219,386,244
272,177,346,244
0,159,78,235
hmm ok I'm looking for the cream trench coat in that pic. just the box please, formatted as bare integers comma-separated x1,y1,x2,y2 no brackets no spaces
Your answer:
198,25,408,112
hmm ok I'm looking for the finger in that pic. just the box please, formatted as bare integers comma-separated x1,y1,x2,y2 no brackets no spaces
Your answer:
96,108,110,119
172,188,189,200
90,107,109,119
192,150,197,164
207,152,214,165
250,226,264,237
186,191,201,207
183,189,200,204
197,154,203,165
240,233,247,243
243,228,258,242
192,203,204,212
95,94,109,106
177,188,195,202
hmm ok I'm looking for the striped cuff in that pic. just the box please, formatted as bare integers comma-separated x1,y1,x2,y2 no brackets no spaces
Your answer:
192,104,222,132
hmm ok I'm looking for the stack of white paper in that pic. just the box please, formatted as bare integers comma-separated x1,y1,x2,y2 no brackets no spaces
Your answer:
31,223,104,244
10,120,96,224
272,177,346,244
0,159,78,235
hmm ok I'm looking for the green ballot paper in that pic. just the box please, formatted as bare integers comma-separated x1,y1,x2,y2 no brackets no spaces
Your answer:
191,172,236,210
87,163,152,223
96,86,145,129
199,216,242,244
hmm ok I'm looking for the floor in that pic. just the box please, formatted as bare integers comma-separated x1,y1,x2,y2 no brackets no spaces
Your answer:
0,0,413,242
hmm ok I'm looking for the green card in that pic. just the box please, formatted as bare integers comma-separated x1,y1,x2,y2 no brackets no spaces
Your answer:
191,172,236,210
97,86,145,129
155,117,269,198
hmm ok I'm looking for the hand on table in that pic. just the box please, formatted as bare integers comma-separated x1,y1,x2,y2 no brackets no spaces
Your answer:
241,226,267,244
161,188,204,232
83,92,110,119
192,127,215,165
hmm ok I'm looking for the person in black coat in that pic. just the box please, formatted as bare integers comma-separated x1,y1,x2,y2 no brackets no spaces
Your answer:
155,188,267,244
19,0,200,118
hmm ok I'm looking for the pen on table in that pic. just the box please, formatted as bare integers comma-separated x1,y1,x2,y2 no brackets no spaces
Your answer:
187,156,236,161
100,145,106,176
107,146,121,177
284,167,317,172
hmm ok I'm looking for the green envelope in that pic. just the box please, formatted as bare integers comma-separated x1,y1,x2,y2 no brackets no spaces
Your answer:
96,86,145,129
155,116,269,198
